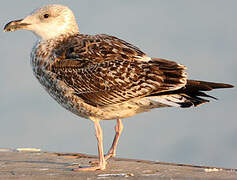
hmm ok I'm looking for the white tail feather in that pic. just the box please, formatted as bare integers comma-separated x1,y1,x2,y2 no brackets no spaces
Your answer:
147,95,192,107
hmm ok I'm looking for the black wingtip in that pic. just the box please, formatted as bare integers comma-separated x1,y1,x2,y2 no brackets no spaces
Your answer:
222,84,234,88
210,83,234,89
187,80,234,90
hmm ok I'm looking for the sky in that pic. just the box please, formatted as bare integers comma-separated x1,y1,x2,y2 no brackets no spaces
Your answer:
0,0,236,168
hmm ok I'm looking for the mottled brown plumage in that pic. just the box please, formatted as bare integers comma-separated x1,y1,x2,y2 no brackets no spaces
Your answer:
4,4,233,171
54,34,147,62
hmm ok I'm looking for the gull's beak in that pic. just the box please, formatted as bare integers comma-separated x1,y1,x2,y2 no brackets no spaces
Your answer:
4,19,31,32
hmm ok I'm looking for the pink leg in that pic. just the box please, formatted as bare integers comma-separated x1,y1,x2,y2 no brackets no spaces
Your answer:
105,119,123,160
73,119,106,171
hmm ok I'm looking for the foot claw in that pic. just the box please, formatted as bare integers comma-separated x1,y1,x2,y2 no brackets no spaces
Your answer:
89,160,99,166
89,159,108,166
73,165,106,171
89,153,114,165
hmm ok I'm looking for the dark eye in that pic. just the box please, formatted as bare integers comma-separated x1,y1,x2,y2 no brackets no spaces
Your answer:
43,14,49,18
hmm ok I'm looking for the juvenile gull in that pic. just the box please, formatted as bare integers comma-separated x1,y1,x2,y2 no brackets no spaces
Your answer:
4,4,233,171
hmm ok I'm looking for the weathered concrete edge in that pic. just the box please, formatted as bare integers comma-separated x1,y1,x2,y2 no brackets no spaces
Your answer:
53,152,237,172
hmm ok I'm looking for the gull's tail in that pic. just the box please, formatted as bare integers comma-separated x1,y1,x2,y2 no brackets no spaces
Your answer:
147,80,234,108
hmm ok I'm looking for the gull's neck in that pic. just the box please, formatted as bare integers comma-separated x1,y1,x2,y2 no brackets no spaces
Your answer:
35,26,79,41
39,31,78,42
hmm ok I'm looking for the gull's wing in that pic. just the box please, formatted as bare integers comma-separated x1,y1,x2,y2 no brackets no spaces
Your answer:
52,60,186,107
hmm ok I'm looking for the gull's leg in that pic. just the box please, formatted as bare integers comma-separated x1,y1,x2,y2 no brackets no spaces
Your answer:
73,119,106,171
104,119,123,160
89,119,123,165
94,119,106,169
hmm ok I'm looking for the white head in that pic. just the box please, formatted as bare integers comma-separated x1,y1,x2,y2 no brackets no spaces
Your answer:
4,4,79,40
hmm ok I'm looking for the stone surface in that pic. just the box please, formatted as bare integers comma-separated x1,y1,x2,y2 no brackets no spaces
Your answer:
0,149,236,180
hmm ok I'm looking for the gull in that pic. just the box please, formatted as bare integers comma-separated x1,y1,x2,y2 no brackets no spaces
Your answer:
4,4,233,171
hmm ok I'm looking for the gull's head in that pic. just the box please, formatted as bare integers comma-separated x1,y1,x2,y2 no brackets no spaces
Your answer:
4,4,79,40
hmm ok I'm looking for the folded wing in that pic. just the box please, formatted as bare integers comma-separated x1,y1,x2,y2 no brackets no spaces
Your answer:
52,58,187,107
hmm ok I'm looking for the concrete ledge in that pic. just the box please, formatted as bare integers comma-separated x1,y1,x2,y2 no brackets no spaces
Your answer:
0,149,236,180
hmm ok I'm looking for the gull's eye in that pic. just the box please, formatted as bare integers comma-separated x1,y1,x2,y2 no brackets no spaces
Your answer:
43,14,49,18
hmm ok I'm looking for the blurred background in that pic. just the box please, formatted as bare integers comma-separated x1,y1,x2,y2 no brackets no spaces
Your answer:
1,0,236,168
